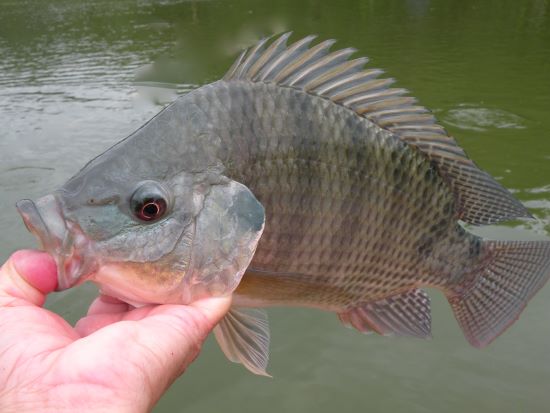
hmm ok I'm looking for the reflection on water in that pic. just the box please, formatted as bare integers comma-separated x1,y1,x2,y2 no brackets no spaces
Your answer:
1,1,550,412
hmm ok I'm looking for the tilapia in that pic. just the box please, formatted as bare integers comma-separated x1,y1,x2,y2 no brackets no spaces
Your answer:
16,33,550,376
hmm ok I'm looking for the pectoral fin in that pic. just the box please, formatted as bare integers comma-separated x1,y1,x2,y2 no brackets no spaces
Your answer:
214,307,271,376
338,289,432,338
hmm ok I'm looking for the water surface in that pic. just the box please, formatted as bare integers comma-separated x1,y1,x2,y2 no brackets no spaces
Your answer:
1,1,550,412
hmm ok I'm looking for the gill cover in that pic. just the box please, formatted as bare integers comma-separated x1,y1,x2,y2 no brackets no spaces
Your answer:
183,179,265,302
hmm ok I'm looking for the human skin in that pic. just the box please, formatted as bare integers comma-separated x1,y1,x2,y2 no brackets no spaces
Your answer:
0,250,231,413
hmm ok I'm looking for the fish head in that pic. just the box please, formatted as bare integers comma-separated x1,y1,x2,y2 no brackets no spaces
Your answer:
16,101,265,305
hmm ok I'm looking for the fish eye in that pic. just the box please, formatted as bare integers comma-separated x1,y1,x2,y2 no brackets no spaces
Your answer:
130,182,170,223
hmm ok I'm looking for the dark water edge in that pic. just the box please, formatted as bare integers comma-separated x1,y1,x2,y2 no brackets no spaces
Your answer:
1,1,550,412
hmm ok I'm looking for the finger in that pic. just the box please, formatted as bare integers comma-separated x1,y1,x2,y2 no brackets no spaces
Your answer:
139,295,232,364
143,295,232,349
87,295,130,316
77,301,160,336
0,250,57,307
65,295,231,410
189,295,234,321
74,295,231,406
133,295,232,403
75,312,127,336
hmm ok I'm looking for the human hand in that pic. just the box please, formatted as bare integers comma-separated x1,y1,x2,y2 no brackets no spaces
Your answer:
0,250,231,413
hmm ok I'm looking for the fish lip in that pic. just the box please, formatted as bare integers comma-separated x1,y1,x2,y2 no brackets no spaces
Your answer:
16,195,95,291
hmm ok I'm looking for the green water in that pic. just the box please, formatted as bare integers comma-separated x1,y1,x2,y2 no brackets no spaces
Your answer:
1,0,550,411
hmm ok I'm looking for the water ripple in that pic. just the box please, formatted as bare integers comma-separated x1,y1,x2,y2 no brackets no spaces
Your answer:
442,104,526,132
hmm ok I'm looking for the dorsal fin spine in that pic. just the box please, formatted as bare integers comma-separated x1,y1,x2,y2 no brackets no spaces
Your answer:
313,62,371,94
330,78,396,102
305,64,378,92
249,32,292,81
287,48,356,89
390,124,446,133
247,35,284,80
257,35,315,81
369,106,429,118
274,40,334,86
273,39,335,84
223,50,247,81
236,37,271,80
344,89,409,108
376,113,435,127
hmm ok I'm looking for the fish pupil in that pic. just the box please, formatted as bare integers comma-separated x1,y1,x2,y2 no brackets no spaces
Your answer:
130,182,170,222
143,202,158,216
136,198,166,221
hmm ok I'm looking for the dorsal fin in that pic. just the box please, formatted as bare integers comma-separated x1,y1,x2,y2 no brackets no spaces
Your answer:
223,33,532,225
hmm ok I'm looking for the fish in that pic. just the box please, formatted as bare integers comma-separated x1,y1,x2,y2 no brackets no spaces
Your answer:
16,33,550,376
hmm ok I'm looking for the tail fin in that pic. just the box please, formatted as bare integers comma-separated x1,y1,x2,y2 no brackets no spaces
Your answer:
447,240,550,348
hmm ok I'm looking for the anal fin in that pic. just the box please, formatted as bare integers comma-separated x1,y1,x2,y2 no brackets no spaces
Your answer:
213,307,271,376
338,289,432,339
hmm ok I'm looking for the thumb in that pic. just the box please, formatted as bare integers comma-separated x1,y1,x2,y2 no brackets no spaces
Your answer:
0,250,58,307
136,295,232,369
85,294,232,406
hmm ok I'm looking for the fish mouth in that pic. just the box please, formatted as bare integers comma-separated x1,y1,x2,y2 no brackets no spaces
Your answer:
16,195,96,291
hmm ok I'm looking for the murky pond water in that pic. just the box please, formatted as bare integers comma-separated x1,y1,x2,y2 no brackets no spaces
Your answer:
1,1,550,412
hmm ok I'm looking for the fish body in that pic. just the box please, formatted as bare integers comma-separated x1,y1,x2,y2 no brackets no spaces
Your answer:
198,80,470,306
17,34,550,376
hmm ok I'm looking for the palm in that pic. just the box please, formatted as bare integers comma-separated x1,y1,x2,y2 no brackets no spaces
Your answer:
0,251,230,413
